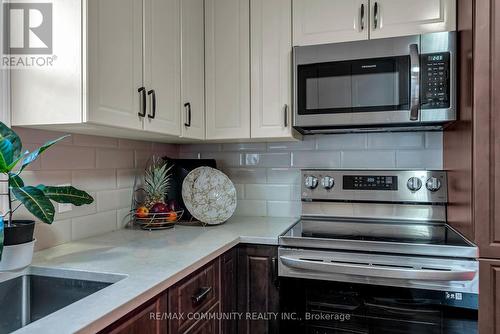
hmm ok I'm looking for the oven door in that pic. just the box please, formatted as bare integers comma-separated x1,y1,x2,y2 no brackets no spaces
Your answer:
280,278,478,334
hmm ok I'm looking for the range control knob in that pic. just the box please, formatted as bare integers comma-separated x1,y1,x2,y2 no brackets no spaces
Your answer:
407,177,422,192
321,176,335,190
304,175,319,189
426,177,442,192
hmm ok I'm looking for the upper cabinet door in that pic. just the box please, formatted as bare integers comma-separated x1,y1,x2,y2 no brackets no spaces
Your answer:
205,0,251,140
369,0,456,39
250,0,292,139
88,0,144,130
143,0,181,136
292,0,369,46
181,0,206,140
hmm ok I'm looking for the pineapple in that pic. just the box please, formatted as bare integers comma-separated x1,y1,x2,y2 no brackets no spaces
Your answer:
143,157,173,209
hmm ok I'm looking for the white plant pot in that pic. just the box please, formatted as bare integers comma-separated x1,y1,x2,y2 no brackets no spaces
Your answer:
0,239,36,272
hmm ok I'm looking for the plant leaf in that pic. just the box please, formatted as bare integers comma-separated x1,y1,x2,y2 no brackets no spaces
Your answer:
20,135,70,172
37,185,94,206
9,173,24,188
0,137,14,172
0,122,22,158
11,186,55,224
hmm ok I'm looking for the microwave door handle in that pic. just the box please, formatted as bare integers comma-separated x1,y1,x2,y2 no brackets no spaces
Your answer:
409,43,420,121
280,256,476,282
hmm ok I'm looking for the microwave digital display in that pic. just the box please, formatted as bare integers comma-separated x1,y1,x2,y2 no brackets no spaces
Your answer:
343,175,398,191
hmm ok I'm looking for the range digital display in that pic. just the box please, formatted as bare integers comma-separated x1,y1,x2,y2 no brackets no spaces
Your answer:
343,175,398,191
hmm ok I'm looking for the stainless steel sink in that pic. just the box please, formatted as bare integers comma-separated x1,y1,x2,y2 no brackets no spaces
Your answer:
0,267,126,334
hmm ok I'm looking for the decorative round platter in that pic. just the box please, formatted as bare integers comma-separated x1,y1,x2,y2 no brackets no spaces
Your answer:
182,167,237,225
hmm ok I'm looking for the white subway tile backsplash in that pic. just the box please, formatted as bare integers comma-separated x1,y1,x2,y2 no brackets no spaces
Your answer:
235,200,267,216
71,211,117,240
316,134,367,150
425,132,443,148
16,129,175,251
266,168,300,185
267,201,301,218
234,184,245,199
72,169,116,191
97,188,133,212
341,150,396,168
200,152,241,167
73,134,118,148
244,153,291,167
245,184,291,201
41,146,96,170
367,133,424,149
117,169,140,189
267,137,315,151
225,168,267,184
22,170,72,186
96,148,135,169
14,127,73,145
292,151,341,168
180,143,222,153
34,220,72,251
117,207,132,229
396,149,443,169
222,143,267,152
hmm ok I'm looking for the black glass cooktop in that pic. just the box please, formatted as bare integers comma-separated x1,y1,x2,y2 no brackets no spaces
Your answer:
284,219,474,247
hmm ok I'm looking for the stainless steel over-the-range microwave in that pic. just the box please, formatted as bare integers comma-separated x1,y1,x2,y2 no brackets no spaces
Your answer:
293,32,456,134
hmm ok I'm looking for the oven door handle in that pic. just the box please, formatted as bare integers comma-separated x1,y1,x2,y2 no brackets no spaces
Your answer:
280,256,476,281
409,43,420,121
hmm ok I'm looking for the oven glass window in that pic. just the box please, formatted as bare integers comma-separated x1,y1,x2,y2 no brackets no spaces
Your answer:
298,56,410,115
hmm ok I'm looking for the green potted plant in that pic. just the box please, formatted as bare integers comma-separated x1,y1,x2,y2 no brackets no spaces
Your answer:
0,123,93,271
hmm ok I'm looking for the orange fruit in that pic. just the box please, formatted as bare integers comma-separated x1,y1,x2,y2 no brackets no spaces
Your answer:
136,206,149,218
167,212,177,222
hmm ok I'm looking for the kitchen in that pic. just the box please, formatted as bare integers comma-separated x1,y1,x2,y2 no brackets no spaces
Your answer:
0,0,496,333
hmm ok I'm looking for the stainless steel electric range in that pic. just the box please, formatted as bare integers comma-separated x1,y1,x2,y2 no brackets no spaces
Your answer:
278,170,478,334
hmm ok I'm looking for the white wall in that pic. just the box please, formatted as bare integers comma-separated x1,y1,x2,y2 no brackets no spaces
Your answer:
179,132,443,218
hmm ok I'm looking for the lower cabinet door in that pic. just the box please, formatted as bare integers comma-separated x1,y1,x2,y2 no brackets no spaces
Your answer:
169,260,220,333
221,248,238,334
237,245,279,334
100,292,168,334
185,303,221,334
479,259,500,334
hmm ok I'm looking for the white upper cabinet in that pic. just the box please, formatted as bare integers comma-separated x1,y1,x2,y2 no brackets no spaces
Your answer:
369,0,456,39
181,0,206,140
205,0,250,140
293,0,369,46
88,0,144,130
250,0,294,138
143,0,181,136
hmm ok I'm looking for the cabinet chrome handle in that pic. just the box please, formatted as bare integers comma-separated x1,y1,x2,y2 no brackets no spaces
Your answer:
409,43,420,121
283,104,288,127
360,3,365,31
191,286,212,304
373,2,379,30
184,102,192,127
138,87,146,117
147,89,156,119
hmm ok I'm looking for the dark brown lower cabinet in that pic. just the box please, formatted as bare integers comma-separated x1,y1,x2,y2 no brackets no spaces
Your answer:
221,248,238,334
99,292,168,334
237,245,279,334
479,259,500,334
99,245,280,334
168,260,220,334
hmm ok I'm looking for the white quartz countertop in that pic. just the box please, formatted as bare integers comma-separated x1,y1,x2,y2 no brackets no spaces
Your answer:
11,216,298,334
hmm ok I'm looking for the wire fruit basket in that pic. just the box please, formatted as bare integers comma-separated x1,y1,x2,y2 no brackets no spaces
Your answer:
131,209,184,230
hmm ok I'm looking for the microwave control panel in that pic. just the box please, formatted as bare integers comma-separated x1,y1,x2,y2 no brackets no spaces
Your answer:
421,52,450,109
